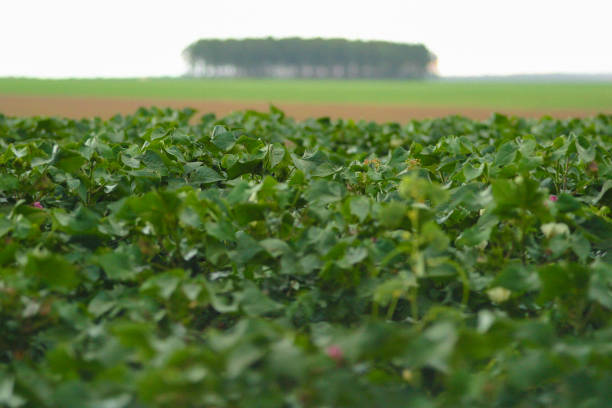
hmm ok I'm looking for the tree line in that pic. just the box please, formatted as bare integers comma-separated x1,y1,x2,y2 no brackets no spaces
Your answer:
183,37,437,79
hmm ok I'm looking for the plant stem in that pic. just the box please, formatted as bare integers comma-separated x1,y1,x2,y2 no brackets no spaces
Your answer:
562,156,570,192
87,158,95,206
386,295,400,320
410,286,419,321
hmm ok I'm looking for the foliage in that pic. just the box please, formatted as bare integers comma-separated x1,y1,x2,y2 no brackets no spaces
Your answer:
183,37,435,79
1,107,612,407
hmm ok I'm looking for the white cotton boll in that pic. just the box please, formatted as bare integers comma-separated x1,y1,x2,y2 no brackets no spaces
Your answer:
487,287,512,303
541,222,570,239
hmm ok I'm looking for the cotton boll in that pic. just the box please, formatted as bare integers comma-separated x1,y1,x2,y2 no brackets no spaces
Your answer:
541,222,569,239
487,287,511,303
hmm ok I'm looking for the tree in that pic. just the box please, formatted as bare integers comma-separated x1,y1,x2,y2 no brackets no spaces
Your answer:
183,37,437,79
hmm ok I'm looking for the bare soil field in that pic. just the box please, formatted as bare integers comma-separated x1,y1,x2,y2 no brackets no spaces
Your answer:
0,95,603,122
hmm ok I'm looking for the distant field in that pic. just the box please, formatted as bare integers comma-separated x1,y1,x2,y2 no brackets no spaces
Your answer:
1,78,611,111
0,78,610,121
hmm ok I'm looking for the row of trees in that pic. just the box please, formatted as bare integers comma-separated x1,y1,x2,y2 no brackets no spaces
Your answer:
183,37,437,79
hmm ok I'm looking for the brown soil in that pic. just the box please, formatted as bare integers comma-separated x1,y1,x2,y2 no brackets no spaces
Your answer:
0,95,603,123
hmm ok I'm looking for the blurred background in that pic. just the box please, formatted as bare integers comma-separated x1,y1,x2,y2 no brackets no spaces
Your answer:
1,0,611,121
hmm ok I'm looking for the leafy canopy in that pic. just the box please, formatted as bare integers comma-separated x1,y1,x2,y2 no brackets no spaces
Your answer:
1,108,612,407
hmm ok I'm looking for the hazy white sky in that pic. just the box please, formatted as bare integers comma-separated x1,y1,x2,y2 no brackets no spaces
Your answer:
2,0,611,78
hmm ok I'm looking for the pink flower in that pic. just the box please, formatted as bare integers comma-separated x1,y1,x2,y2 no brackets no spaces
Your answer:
326,345,343,363
32,201,44,209
549,195,558,202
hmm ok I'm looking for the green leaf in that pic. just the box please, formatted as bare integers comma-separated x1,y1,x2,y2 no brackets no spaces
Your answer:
591,180,612,204
570,233,591,262
0,374,25,408
291,151,340,177
349,196,370,222
24,249,79,293
260,238,291,257
233,231,264,264
457,214,497,247
266,143,286,169
373,277,408,307
97,245,143,280
88,292,117,317
588,260,612,309
239,282,283,316
211,128,237,151
190,165,224,184
494,142,517,167
377,202,406,229
337,246,368,268
140,150,168,175
53,206,101,234
0,217,12,238
0,174,19,191
538,262,589,303
205,220,236,242
304,180,345,205
491,262,539,292
140,270,183,299
121,154,141,168
555,193,581,212
56,151,86,173
576,138,596,163
463,162,483,181
508,350,557,389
